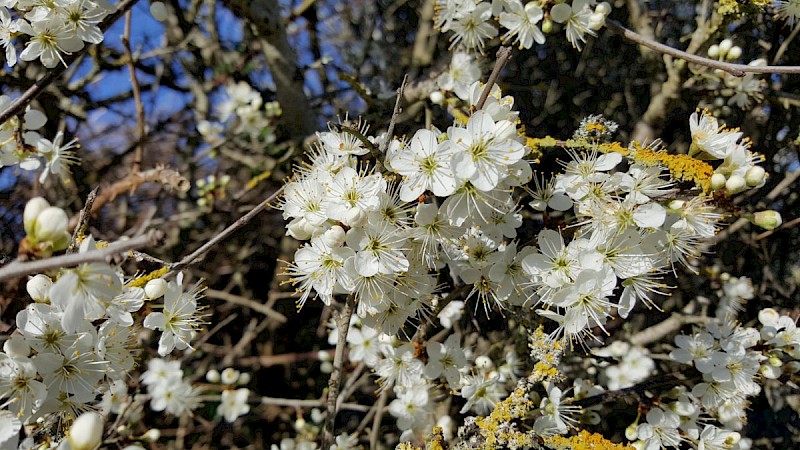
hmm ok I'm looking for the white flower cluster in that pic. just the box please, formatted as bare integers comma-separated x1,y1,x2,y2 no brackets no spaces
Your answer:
656,305,800,450
592,341,655,390
0,200,205,448
689,110,767,195
141,358,201,416
0,98,77,183
435,0,612,52
0,0,112,68
328,316,521,441
206,367,252,422
198,81,282,150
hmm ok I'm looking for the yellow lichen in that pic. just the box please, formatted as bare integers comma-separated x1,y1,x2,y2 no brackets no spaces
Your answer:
526,136,713,193
474,385,536,450
543,430,634,450
125,266,169,288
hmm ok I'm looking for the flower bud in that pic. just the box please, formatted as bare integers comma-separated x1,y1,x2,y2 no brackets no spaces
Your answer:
321,225,346,248
144,278,168,299
238,372,251,385
760,364,781,379
588,12,606,30
625,423,638,440
141,429,160,442
23,197,50,235
475,355,494,370
784,361,800,374
429,91,445,105
206,369,220,383
769,356,783,367
345,208,367,227
752,210,782,230
541,17,553,34
758,308,779,326
707,44,720,59
3,334,30,358
710,173,727,191
221,368,240,385
596,2,612,15
745,166,766,187
727,46,742,60
718,38,733,55
286,217,312,241
150,2,168,21
32,207,70,250
68,412,104,450
668,199,685,210
725,174,746,194
26,274,52,302
123,446,146,450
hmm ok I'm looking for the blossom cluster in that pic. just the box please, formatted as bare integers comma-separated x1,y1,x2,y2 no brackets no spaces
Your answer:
0,0,112,68
278,63,778,446
435,0,612,52
0,97,76,184
0,200,206,448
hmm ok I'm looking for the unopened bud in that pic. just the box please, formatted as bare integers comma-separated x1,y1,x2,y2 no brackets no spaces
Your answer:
710,173,727,191
625,423,638,441
206,369,220,383
668,199,685,210
752,210,782,230
26,274,52,302
144,278,168,299
726,174,746,194
784,361,800,373
429,91,445,105
727,46,742,60
238,372,251,385
707,44,720,59
588,12,606,30
345,208,367,227
321,225,346,248
769,356,783,367
719,39,733,55
150,2,168,21
23,197,50,235
68,412,104,450
141,428,160,442
541,17,554,34
3,335,30,358
550,3,572,23
760,364,781,379
475,356,494,370
596,2,612,15
745,166,766,187
33,207,69,244
221,368,240,385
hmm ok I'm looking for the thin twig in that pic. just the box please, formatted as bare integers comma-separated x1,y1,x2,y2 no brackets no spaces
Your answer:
171,186,284,271
605,18,800,77
369,389,389,450
321,295,355,450
0,230,164,282
67,187,99,253
0,0,140,126
205,288,288,322
260,396,369,412
384,74,409,151
475,47,512,110
122,10,147,173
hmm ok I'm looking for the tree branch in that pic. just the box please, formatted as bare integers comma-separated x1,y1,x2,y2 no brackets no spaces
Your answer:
170,186,285,271
475,47,512,111
605,18,800,77
0,230,164,282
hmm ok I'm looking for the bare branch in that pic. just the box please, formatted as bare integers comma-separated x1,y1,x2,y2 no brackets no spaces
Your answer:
122,10,147,173
384,74,409,151
171,186,285,271
605,18,800,77
0,230,165,282
475,47,512,111
321,295,355,449
68,187,99,253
